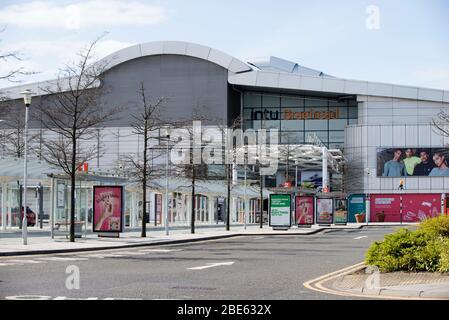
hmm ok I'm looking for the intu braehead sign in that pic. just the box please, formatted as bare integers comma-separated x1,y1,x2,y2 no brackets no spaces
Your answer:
250,108,341,121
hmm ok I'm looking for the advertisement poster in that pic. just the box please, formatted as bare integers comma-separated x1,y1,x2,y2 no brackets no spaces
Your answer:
93,186,123,233
269,194,292,228
370,194,441,222
348,194,366,223
334,198,348,225
316,198,333,225
370,194,401,222
377,148,449,177
300,171,323,189
401,194,441,222
295,196,314,226
155,194,162,225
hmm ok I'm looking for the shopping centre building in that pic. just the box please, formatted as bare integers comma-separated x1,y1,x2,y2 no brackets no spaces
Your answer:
0,41,448,231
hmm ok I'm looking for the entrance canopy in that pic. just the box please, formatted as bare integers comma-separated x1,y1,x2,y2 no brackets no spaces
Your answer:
0,157,61,183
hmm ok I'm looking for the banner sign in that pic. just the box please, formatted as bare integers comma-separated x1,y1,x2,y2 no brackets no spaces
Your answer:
295,196,315,226
316,198,333,225
269,194,292,228
155,194,162,225
377,148,449,177
370,194,441,222
348,194,366,223
93,186,124,233
334,198,348,225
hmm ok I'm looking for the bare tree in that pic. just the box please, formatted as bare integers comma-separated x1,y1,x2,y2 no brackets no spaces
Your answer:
169,109,211,234
0,107,39,158
0,28,35,86
36,35,120,242
120,82,165,237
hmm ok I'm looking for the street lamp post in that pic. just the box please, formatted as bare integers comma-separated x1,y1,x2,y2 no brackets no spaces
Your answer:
165,129,171,236
20,89,32,245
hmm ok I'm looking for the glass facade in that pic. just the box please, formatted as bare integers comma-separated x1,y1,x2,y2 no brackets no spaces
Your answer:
242,91,358,149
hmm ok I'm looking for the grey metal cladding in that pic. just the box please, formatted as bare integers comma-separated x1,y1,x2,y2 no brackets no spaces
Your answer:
100,54,229,126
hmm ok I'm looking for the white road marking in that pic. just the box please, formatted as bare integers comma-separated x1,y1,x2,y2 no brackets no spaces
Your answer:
4,259,45,264
188,262,235,270
77,254,125,259
138,249,182,253
354,236,368,240
0,262,21,266
114,251,147,256
37,257,89,262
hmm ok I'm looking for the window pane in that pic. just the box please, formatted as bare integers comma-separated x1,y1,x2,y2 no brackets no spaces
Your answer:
262,95,280,108
244,93,262,109
280,132,304,144
305,119,328,131
281,119,304,131
329,119,348,130
305,131,328,143
349,107,358,118
281,96,304,108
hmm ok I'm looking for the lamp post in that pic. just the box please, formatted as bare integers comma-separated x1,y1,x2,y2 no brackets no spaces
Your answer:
165,129,171,236
20,89,32,245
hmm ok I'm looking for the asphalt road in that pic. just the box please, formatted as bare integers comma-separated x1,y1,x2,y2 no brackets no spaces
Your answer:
0,226,400,300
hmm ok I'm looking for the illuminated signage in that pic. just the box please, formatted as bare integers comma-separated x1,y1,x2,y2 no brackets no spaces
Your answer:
250,108,341,121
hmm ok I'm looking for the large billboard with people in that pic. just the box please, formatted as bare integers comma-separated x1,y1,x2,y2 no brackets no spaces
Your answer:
377,148,449,177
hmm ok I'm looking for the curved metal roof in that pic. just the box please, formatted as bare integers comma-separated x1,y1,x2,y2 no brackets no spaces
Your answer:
100,41,253,74
0,41,253,100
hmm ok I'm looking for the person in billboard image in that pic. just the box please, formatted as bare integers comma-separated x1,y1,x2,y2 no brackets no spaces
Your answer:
413,150,435,176
429,152,449,177
94,191,121,231
403,148,421,176
296,197,314,225
382,149,407,177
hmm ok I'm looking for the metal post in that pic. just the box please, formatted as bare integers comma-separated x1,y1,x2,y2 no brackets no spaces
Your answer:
1,184,6,231
22,103,29,245
244,163,247,230
165,134,170,236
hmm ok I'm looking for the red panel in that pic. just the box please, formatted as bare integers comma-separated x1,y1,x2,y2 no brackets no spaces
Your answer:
402,194,441,222
295,196,314,225
371,194,441,223
370,194,401,222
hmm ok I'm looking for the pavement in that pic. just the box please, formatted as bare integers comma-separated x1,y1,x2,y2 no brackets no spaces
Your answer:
0,226,400,300
305,262,449,300
0,223,372,256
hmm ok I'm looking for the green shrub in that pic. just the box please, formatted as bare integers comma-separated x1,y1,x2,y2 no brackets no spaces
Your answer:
365,216,449,273
418,215,449,238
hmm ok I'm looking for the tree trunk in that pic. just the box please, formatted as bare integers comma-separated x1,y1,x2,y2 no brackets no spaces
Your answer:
70,137,77,242
259,171,263,229
226,164,231,231
191,165,195,234
141,133,148,237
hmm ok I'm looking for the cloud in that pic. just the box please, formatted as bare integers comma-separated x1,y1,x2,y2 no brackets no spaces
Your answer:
0,0,168,30
0,38,134,88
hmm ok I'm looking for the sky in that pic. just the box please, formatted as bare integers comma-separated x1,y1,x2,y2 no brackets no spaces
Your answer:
0,0,448,90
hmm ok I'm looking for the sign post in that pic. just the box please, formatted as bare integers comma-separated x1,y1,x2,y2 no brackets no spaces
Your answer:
269,194,292,230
